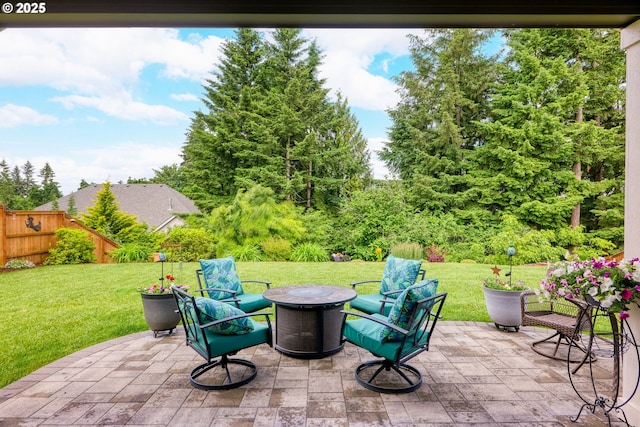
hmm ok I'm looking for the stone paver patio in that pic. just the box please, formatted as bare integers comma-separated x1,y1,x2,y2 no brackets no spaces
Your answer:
0,321,627,426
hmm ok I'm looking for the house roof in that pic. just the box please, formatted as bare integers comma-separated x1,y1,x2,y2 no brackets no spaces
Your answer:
35,183,201,230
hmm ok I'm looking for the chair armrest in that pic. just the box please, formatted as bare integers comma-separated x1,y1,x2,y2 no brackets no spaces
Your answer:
340,310,409,336
199,311,273,330
378,291,402,313
350,280,381,289
381,289,403,297
241,280,271,289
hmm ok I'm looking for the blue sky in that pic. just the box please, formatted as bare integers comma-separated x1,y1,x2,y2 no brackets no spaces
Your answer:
0,28,424,195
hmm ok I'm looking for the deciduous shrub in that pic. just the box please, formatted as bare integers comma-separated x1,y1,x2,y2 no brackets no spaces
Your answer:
261,238,292,261
426,244,447,262
44,228,96,265
164,227,214,262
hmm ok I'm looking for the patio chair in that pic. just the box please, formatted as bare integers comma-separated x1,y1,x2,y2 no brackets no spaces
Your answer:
350,254,425,316
521,291,596,364
172,286,273,390
341,279,445,393
196,256,272,313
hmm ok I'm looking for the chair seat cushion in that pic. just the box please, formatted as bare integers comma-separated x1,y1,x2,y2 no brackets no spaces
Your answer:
380,255,423,299
195,297,254,335
350,294,393,316
232,294,272,313
343,313,402,361
199,257,244,299
203,319,270,356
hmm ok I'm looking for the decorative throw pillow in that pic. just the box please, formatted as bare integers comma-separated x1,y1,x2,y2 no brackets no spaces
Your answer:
379,255,423,299
195,297,254,335
199,256,244,299
380,279,439,342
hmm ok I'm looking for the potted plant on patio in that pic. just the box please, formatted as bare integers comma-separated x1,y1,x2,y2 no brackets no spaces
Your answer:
139,274,188,337
482,246,528,331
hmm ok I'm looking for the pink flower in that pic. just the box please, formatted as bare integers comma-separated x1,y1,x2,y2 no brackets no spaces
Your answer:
620,311,630,320
621,288,633,300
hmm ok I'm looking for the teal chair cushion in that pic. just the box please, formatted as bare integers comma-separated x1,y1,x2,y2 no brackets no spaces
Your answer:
235,293,272,313
380,279,439,342
199,257,244,299
379,255,423,299
343,313,403,361
350,294,395,316
195,297,254,335
203,318,271,356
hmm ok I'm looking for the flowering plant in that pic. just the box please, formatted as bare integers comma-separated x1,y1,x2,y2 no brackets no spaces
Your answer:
138,275,189,294
483,265,527,291
538,257,640,319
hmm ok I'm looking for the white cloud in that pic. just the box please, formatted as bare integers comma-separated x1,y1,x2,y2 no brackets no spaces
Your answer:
304,28,418,111
0,103,58,128
171,93,200,102
23,142,183,194
52,93,189,125
367,136,395,179
0,28,224,95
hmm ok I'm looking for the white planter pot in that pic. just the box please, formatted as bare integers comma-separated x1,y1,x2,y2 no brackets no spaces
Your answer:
482,285,526,332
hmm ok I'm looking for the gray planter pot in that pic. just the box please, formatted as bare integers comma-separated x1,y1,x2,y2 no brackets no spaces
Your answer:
482,285,526,332
141,293,180,337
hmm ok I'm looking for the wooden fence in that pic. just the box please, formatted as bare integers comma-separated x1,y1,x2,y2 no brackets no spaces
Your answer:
0,205,118,265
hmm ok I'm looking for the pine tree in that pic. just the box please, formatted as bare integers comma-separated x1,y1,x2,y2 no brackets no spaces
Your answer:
182,28,371,213
66,193,78,216
182,28,267,209
382,29,497,212
81,182,144,243
471,28,625,236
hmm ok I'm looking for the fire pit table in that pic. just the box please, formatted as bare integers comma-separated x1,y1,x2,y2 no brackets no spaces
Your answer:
263,284,357,358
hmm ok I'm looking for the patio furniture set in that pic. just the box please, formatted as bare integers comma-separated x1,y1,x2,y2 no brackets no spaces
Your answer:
171,255,446,394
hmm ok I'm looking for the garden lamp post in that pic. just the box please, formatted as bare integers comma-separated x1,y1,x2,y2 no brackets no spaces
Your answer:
507,246,516,286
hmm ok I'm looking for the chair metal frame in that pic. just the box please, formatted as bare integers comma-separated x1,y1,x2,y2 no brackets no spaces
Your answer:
521,291,595,364
195,268,272,312
350,268,426,315
172,286,273,390
341,291,447,394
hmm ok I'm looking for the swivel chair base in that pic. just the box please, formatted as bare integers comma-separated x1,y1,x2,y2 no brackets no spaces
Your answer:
190,354,257,390
355,359,422,394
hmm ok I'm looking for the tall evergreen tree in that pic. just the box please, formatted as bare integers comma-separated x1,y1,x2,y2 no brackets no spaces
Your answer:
182,28,371,213
81,182,145,243
471,28,624,236
382,29,497,211
182,28,267,209
28,162,62,207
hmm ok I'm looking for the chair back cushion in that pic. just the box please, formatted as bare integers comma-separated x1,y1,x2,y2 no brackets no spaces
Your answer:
195,297,254,335
379,255,423,299
199,257,244,299
380,279,439,342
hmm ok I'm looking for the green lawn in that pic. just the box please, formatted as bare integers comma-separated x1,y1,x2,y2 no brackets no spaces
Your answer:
0,261,548,388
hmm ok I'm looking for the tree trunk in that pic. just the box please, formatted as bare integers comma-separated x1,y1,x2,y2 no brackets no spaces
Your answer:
306,161,312,209
285,138,291,200
570,104,583,229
